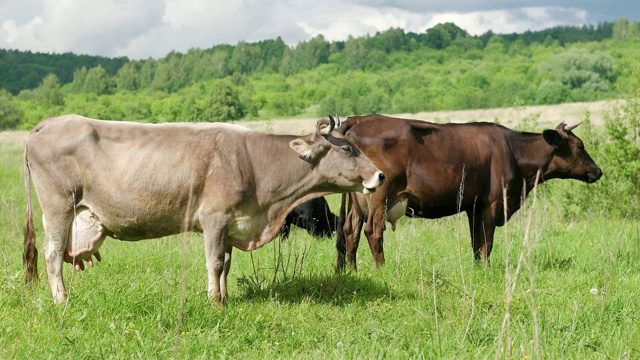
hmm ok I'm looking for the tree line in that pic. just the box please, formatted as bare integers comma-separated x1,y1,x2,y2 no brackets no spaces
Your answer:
1,18,639,130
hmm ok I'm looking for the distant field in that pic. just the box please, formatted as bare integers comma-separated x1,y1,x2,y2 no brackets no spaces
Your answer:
1,100,638,359
242,100,617,134
1,100,615,140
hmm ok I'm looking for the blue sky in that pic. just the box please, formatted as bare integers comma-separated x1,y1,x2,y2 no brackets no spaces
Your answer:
0,0,636,59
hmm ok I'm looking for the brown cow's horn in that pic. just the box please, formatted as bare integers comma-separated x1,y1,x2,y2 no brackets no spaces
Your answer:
566,122,582,131
335,113,341,128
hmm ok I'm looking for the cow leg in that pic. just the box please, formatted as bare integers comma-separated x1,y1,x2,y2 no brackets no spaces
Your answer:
42,213,73,304
202,214,230,307
344,208,364,270
219,245,233,300
364,208,386,267
467,208,496,262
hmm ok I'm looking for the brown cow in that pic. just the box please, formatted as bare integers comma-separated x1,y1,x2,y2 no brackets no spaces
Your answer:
23,114,384,305
336,114,602,269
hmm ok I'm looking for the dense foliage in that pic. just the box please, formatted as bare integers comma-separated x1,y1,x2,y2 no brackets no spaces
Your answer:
0,19,639,129
0,49,127,95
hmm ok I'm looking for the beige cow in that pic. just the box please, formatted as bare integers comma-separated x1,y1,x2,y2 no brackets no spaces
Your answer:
23,115,384,306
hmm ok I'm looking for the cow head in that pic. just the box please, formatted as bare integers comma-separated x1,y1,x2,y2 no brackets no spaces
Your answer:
543,122,602,183
289,116,385,194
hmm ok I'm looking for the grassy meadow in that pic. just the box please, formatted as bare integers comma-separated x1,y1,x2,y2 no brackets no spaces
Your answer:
1,128,639,359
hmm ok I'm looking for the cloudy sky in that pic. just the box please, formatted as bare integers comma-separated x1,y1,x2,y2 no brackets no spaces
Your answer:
0,0,636,60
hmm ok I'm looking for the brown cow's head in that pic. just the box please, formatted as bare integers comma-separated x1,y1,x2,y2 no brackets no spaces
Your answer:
289,116,385,194
543,122,602,183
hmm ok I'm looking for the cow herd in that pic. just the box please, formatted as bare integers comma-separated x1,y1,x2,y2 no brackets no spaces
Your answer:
22,113,601,306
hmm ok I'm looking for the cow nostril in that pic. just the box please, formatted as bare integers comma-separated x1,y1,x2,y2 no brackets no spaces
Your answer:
378,172,385,183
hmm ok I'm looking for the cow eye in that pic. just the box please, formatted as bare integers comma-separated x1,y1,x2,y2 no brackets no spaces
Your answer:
341,145,353,154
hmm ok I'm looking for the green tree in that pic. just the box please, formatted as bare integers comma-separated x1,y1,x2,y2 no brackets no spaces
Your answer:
292,34,330,71
344,36,367,71
365,49,387,71
150,61,171,92
139,59,156,89
258,37,287,72
535,79,570,104
191,49,229,82
231,41,261,74
83,65,111,95
600,66,640,216
165,51,190,91
538,49,616,92
368,27,407,53
0,89,24,129
71,67,88,93
203,81,245,121
211,49,230,78
114,62,139,91
35,74,65,106
424,26,451,50
483,35,507,55
612,18,640,40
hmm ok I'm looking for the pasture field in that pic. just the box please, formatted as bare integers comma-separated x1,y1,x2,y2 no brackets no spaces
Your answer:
1,124,639,359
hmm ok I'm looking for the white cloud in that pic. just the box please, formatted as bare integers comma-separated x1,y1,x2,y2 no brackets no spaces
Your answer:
1,20,20,43
0,1,632,59
293,4,427,42
426,7,588,35
1,0,165,56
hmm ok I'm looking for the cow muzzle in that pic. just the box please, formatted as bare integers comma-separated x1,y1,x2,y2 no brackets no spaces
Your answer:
588,166,603,183
363,170,385,194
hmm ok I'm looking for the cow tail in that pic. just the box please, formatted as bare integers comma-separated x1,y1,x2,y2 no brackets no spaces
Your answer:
336,193,347,270
23,147,38,284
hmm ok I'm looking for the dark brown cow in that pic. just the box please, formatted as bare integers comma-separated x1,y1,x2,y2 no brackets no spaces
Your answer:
336,114,602,269
281,197,338,239
23,114,384,305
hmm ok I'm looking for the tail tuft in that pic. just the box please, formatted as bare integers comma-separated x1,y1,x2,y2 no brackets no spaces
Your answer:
23,148,38,284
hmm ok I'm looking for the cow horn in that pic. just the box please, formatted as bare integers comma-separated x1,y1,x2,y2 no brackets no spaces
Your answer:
335,113,341,129
565,122,582,131
323,115,336,135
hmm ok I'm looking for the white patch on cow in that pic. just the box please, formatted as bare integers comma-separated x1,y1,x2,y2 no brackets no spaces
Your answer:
387,198,408,225
363,170,384,193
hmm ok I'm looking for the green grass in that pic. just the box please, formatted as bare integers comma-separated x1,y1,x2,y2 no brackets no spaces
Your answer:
1,136,639,359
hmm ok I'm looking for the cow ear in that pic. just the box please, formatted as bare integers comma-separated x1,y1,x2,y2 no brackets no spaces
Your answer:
290,139,318,161
543,130,564,149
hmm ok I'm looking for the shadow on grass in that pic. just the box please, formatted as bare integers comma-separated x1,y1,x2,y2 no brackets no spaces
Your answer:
235,271,396,306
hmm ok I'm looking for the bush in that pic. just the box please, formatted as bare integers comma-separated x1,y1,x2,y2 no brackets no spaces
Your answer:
535,79,570,104
0,89,24,130
203,81,245,121
599,67,640,216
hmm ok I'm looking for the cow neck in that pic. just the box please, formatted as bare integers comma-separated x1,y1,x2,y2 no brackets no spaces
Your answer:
258,133,327,205
507,131,555,188
250,133,331,242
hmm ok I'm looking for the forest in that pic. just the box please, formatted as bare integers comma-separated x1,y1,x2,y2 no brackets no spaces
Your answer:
0,18,639,130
